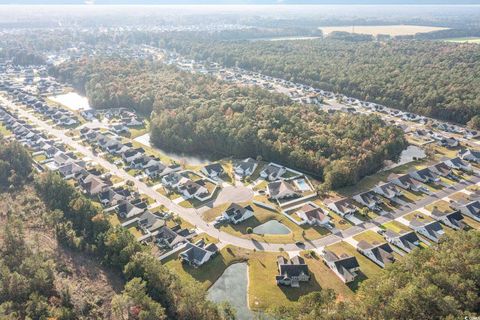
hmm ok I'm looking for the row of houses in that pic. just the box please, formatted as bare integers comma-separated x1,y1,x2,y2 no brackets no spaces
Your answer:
3,86,79,127
81,128,181,178
329,157,473,220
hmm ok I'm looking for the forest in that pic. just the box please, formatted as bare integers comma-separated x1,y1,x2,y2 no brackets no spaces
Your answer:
163,38,480,124
0,140,232,319
53,59,407,189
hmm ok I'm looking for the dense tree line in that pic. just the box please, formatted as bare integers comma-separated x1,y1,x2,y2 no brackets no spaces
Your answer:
54,59,406,188
164,38,480,124
272,230,480,320
35,171,228,319
0,140,33,190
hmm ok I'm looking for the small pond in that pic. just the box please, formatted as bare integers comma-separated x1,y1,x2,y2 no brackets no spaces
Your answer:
382,145,426,171
253,220,290,235
208,263,253,320
134,133,211,166
49,92,91,111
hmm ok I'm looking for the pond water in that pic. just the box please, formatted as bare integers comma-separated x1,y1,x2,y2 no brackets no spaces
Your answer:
49,92,91,111
253,220,290,235
208,263,253,320
382,145,426,171
134,133,211,166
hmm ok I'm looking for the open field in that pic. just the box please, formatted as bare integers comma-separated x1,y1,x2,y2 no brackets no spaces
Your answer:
320,25,449,37
353,230,385,244
441,37,480,43
382,220,411,233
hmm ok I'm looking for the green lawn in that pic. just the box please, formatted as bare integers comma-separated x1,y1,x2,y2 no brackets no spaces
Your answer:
325,241,383,291
403,211,433,222
382,220,411,233
425,200,453,214
164,245,250,289
0,124,11,136
353,230,384,244
203,202,331,244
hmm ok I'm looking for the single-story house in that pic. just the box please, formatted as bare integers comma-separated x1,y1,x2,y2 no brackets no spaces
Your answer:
275,256,310,287
321,250,360,283
179,240,218,267
443,157,472,172
201,163,224,179
260,163,286,181
357,240,395,268
409,219,445,243
431,209,465,230
409,168,440,184
295,203,330,226
233,158,257,177
327,198,358,217
353,191,381,210
430,162,453,179
384,230,420,253
221,203,254,224
116,200,145,219
459,149,480,163
267,180,298,200
459,200,480,222
388,173,429,193
373,182,402,199
98,188,125,207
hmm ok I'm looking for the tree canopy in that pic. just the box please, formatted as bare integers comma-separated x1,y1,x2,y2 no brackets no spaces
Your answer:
164,38,480,124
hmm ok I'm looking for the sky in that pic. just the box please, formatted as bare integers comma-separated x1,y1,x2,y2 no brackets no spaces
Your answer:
2,0,480,4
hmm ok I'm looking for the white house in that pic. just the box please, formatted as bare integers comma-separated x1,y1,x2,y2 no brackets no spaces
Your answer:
221,203,254,224
321,250,360,283
295,202,330,226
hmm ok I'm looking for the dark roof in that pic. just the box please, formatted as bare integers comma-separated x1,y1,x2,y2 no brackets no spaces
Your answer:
277,256,309,278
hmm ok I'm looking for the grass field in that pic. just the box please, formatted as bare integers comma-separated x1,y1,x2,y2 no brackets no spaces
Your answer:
382,220,411,234
202,202,331,244
353,230,384,244
425,200,453,214
325,241,382,290
0,124,11,136
320,25,449,37
441,37,480,43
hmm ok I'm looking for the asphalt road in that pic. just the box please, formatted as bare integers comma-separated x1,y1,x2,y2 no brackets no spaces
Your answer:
3,95,479,253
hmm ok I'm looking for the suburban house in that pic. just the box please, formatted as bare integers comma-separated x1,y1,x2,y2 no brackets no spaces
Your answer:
388,173,429,193
162,172,183,189
98,188,125,207
459,200,480,222
356,240,395,268
179,240,218,267
373,182,402,199
353,191,381,210
409,168,440,184
233,158,257,177
444,157,472,171
137,211,166,236
122,148,143,164
57,161,85,179
459,149,480,163
384,230,420,253
431,209,465,230
267,180,299,200
201,163,224,179
275,256,310,287
144,160,167,178
221,203,254,224
430,162,454,179
327,198,358,217
111,124,129,134
438,137,459,148
321,250,360,283
295,202,330,226
260,163,286,181
116,200,145,219
155,225,191,249
79,174,107,195
178,179,210,201
409,219,445,243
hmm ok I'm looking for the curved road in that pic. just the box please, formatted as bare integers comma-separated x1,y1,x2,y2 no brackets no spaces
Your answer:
4,96,479,253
